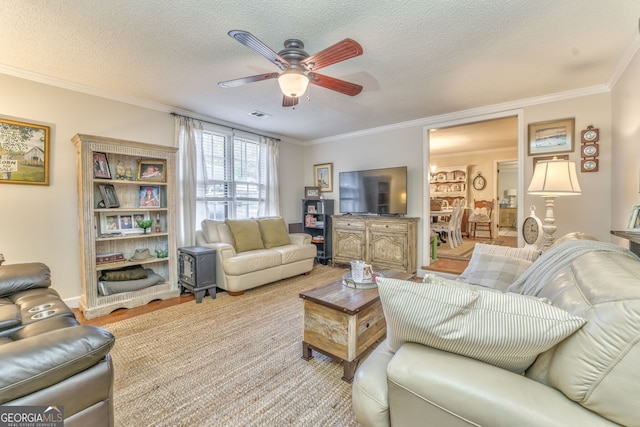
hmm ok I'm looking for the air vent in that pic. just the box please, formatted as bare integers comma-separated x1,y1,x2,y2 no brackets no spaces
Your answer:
249,111,271,118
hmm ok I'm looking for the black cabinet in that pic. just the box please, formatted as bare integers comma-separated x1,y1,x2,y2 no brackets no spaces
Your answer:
303,199,334,265
178,246,216,303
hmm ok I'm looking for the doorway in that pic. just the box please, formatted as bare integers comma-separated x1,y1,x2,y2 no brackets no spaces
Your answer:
423,112,523,269
496,160,518,237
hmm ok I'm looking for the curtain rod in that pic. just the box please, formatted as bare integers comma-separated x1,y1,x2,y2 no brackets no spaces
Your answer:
171,112,281,142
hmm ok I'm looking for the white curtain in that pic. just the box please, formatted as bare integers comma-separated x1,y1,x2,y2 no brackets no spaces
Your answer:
175,116,203,247
258,135,281,217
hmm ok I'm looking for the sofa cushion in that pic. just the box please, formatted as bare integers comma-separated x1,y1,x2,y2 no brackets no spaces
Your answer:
0,263,51,297
225,219,265,253
222,249,281,276
257,217,291,248
462,253,532,291
459,243,540,282
201,219,234,245
524,251,640,427
376,275,586,373
273,243,317,265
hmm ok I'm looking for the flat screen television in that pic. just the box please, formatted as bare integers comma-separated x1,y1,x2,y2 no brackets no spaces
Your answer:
339,166,407,215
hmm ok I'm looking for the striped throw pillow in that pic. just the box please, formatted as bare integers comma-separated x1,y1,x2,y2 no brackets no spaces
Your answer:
377,275,586,373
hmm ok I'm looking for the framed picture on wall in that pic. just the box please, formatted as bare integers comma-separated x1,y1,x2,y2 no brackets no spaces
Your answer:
528,118,575,156
313,163,333,192
0,117,51,185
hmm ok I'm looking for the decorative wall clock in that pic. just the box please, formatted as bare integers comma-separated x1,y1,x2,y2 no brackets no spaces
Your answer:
472,173,486,191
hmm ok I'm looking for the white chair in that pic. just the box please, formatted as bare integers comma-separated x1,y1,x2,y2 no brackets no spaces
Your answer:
452,198,466,247
432,199,464,249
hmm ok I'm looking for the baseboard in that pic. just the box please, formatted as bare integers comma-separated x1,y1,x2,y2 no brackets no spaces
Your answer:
63,295,81,309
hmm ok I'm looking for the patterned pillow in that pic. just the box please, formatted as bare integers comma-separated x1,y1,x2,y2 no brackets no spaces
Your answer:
462,253,532,290
460,243,540,281
376,275,586,373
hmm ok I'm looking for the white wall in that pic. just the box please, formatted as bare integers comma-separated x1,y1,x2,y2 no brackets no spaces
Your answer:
305,92,614,270
0,74,303,304
612,48,640,240
522,93,612,242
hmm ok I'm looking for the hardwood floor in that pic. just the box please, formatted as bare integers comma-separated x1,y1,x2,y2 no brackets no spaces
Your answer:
73,293,196,327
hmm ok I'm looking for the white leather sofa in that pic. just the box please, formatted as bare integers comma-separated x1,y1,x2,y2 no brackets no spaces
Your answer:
195,217,316,295
352,236,640,427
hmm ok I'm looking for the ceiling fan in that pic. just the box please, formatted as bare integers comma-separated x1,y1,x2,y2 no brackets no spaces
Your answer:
218,30,363,107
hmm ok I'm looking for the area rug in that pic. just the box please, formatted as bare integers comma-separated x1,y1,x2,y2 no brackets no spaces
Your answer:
104,265,360,427
435,239,504,261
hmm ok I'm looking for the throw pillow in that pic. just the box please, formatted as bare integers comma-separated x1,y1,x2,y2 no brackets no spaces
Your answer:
257,217,290,248
459,243,540,281
99,265,148,282
376,275,587,373
461,253,532,291
225,219,265,253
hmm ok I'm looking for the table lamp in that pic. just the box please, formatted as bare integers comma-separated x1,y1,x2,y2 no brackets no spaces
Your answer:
505,189,517,207
527,157,581,249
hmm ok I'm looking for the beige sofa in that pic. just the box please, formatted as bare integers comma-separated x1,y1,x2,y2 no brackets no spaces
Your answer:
353,236,640,427
195,217,316,295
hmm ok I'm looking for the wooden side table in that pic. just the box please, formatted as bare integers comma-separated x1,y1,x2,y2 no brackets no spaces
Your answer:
178,246,216,303
299,270,413,382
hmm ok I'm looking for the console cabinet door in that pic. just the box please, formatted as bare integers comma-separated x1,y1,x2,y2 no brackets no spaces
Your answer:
368,221,409,271
333,217,366,264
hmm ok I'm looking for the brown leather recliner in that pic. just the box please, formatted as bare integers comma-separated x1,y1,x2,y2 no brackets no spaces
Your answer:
0,262,115,426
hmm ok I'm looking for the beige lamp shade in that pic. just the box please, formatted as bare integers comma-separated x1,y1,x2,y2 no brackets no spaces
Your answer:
528,159,581,196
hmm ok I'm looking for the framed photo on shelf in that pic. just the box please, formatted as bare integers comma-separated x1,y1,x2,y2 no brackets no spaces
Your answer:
626,205,640,233
93,152,111,179
100,213,120,235
139,185,161,207
528,118,575,156
0,117,51,186
98,184,120,208
307,205,316,213
313,162,333,192
305,186,321,199
99,211,150,235
137,159,166,182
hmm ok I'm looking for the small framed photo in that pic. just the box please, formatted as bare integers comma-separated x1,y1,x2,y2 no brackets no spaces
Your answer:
100,213,120,235
528,118,575,156
139,185,161,207
98,184,120,208
305,186,321,199
307,205,316,213
626,205,640,233
137,159,166,182
313,162,333,192
93,152,112,179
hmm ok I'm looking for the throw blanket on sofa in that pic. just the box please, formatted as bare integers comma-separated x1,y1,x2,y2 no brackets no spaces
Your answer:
506,240,638,296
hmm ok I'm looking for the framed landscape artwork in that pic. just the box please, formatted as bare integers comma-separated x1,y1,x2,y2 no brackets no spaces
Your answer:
0,117,51,185
528,118,575,156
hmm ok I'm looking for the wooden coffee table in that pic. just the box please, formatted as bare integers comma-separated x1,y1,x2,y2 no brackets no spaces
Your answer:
299,269,413,382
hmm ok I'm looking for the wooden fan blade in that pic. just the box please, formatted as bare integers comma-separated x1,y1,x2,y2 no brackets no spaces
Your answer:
282,95,299,107
228,30,289,70
301,39,363,71
218,72,279,88
308,72,363,96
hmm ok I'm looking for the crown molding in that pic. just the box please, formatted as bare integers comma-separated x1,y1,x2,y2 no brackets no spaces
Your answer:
306,84,609,145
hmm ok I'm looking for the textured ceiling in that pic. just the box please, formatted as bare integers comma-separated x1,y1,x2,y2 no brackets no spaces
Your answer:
0,1,639,142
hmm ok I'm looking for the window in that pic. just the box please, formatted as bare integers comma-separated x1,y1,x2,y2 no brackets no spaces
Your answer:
196,128,267,221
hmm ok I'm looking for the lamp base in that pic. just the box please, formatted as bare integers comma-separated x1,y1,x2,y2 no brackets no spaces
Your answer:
541,196,558,250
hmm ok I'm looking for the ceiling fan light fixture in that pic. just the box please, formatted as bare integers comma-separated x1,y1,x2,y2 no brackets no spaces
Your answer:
278,69,309,98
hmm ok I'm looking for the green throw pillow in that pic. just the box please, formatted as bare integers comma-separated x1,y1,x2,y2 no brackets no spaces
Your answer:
99,265,148,282
257,217,290,248
225,219,265,252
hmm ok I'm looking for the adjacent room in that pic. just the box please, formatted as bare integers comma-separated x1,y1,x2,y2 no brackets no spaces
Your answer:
1,2,640,426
